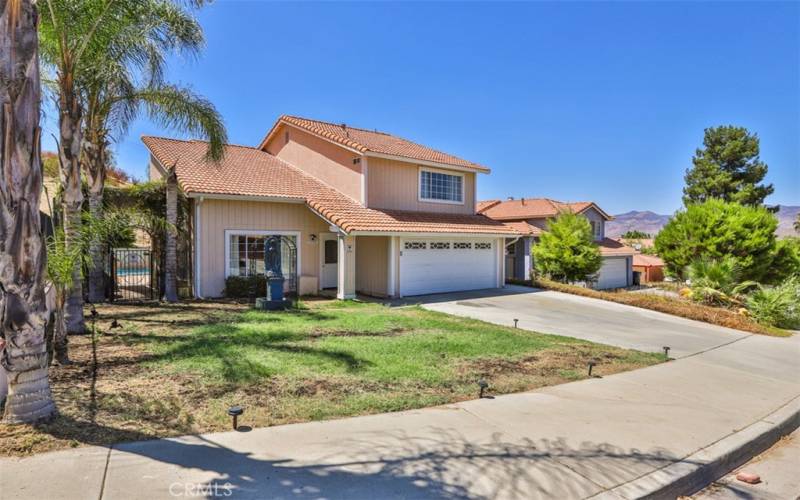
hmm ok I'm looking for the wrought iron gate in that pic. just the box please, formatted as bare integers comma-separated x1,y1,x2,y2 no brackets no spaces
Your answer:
110,248,160,302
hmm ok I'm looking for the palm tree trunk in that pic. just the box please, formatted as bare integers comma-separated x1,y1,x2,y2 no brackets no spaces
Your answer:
0,0,57,423
84,138,107,303
163,167,179,302
58,78,86,335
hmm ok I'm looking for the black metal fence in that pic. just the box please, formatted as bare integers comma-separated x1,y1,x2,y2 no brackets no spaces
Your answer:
109,248,161,302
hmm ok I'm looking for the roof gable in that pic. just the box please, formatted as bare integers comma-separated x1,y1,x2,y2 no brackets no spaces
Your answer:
478,198,613,221
259,115,489,173
142,135,514,236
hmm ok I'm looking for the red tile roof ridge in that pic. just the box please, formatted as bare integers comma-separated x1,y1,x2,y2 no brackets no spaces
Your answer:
281,114,392,136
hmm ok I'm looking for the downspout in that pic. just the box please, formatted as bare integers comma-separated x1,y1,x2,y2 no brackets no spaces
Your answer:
194,196,203,298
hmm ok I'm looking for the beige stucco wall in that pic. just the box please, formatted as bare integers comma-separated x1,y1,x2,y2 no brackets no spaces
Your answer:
264,124,363,202
355,236,389,297
197,199,329,297
366,157,476,214
149,155,165,181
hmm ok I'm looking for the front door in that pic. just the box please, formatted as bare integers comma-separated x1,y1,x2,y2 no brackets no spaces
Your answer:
320,234,338,289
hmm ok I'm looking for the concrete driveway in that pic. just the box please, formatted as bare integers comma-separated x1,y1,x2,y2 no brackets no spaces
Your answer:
412,285,750,357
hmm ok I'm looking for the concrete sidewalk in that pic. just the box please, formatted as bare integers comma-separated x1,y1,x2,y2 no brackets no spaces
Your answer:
2,329,798,499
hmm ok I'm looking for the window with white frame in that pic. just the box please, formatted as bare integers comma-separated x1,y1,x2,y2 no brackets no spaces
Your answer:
589,220,602,240
419,168,463,203
227,233,297,277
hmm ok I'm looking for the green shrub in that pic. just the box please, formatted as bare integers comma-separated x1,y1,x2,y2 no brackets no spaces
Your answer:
687,256,758,306
532,211,602,282
224,275,267,298
746,277,800,329
655,199,778,282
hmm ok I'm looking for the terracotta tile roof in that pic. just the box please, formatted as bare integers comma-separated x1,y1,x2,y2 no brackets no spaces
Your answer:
142,136,319,199
478,198,612,221
476,199,501,213
260,115,490,173
633,254,664,267
143,136,515,236
597,238,637,257
502,221,544,236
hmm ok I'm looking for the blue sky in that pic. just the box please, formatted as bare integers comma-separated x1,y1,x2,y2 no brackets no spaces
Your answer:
42,1,799,215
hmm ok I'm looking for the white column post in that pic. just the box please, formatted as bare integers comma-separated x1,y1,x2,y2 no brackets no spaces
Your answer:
337,234,356,299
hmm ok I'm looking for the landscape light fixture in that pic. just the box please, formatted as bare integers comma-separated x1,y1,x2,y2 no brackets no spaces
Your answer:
110,319,122,329
228,405,244,430
478,379,489,399
663,346,671,360
513,318,519,328
587,360,597,377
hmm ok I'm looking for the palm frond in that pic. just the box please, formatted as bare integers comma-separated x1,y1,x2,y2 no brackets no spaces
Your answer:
124,84,227,161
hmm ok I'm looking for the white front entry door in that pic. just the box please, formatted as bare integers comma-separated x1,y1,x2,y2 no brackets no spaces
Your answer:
320,234,338,289
399,238,497,296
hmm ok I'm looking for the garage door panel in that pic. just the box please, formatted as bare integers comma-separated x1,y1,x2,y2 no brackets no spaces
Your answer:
596,257,627,290
400,238,497,296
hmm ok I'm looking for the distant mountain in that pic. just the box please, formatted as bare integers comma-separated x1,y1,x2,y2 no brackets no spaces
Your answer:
776,205,800,237
606,211,670,238
606,206,800,239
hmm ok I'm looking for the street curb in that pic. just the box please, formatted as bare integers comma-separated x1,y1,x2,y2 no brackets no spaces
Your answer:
591,395,800,500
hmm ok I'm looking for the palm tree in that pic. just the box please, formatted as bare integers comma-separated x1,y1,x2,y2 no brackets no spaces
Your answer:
38,0,123,334
39,0,224,329
79,2,225,302
1,0,57,422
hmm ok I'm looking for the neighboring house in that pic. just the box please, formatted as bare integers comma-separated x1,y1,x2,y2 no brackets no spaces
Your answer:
144,115,516,299
478,197,636,289
632,254,665,284
618,238,655,252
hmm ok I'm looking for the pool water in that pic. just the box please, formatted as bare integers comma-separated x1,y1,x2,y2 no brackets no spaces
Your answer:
116,268,149,277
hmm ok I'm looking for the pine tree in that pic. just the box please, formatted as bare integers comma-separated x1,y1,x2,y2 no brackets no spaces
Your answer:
683,126,774,207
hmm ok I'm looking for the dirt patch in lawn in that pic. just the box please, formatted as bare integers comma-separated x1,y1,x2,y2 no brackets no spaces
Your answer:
0,299,661,456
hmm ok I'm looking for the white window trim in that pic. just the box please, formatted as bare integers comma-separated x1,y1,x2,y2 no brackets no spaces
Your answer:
418,166,465,205
223,229,301,279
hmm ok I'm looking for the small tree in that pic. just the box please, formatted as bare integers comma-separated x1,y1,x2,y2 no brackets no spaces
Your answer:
795,213,800,234
655,199,777,282
683,126,774,207
533,212,602,283
45,230,82,364
621,230,651,239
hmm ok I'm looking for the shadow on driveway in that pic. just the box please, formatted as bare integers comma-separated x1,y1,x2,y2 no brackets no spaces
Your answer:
108,426,687,499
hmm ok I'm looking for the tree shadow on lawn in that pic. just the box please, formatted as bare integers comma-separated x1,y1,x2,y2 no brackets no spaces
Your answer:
106,426,695,499
121,323,373,382
98,307,338,329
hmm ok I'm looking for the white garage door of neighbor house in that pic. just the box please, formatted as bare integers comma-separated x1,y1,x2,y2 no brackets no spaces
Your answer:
596,257,628,290
400,238,497,296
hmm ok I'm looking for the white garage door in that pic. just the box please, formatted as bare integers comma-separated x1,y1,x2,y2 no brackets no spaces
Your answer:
400,238,498,296
596,257,628,290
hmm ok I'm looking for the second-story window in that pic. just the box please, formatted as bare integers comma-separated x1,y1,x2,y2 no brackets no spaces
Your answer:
419,168,463,203
590,220,602,240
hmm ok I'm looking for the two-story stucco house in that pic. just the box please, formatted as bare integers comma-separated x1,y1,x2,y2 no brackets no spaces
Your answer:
478,197,636,289
144,115,517,299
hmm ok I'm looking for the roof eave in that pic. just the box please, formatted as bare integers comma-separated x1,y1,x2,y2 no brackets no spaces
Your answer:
363,151,490,174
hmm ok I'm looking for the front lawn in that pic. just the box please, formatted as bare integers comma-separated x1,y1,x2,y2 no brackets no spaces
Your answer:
0,299,661,456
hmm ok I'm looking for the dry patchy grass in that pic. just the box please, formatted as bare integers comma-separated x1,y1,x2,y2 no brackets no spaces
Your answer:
534,279,790,337
1,299,660,456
